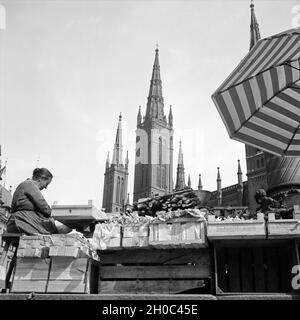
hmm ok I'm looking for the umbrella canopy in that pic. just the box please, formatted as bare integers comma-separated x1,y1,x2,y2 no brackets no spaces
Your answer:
212,27,300,157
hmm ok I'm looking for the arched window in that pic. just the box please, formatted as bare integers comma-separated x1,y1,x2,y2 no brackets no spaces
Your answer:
120,178,124,204
116,176,120,203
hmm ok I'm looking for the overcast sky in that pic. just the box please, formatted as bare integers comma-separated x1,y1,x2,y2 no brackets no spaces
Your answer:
0,0,299,209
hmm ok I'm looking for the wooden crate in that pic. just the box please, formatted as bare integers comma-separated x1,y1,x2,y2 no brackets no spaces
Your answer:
98,248,212,294
122,224,149,248
49,234,93,258
149,217,207,248
268,213,300,239
11,258,51,293
214,240,296,294
93,223,122,250
207,213,266,240
17,235,52,258
46,257,90,293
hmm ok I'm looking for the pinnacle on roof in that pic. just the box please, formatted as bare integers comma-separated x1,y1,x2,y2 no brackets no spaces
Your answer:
217,167,221,181
145,47,165,121
250,0,261,50
111,113,123,166
187,174,191,188
237,159,242,174
105,151,110,169
198,174,203,191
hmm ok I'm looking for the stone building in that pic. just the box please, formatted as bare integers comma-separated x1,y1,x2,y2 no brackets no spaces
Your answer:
102,114,129,213
133,48,174,201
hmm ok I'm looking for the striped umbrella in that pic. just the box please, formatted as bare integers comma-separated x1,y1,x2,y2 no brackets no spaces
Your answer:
211,27,300,157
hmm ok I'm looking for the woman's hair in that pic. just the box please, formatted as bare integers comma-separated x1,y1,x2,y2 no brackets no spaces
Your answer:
32,168,53,181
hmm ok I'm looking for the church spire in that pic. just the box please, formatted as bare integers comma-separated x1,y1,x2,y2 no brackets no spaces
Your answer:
125,150,129,170
145,47,165,121
187,174,191,189
111,113,123,166
137,106,142,126
217,167,222,206
237,159,243,185
250,0,261,50
198,174,203,191
168,105,173,128
175,140,186,191
105,152,110,170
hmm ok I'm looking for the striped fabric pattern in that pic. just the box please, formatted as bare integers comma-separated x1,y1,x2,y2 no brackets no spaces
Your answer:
212,28,300,157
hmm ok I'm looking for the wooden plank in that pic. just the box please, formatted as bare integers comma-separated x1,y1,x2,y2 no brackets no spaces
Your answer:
240,248,253,292
11,280,47,293
253,247,266,292
278,246,290,292
99,265,211,279
98,279,205,294
227,247,240,292
99,248,211,266
266,247,280,292
216,246,227,293
13,258,50,281
47,280,87,293
49,257,89,281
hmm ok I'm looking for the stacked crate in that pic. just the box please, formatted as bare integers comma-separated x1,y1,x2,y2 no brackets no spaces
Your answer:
149,217,207,248
47,233,94,293
207,212,266,240
122,222,149,248
267,206,300,239
11,235,52,293
92,222,122,250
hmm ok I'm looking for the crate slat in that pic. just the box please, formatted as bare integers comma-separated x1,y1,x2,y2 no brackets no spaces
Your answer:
100,265,210,279
228,248,240,292
11,280,48,293
149,218,207,248
11,258,51,293
268,213,300,238
47,257,90,293
98,279,205,294
253,247,266,292
99,248,211,266
207,213,266,240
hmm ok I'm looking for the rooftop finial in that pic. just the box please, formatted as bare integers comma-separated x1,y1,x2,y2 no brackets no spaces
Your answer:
119,113,122,121
155,43,159,51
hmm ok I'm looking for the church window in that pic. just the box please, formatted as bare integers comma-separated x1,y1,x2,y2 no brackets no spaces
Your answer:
121,178,124,204
116,176,120,204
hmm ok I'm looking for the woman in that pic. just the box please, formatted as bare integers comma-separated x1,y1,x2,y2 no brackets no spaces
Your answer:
6,168,71,235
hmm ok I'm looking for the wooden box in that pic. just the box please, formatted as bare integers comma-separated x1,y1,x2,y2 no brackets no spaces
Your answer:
207,212,266,240
46,257,90,293
11,258,51,293
17,235,52,258
149,217,207,248
214,242,295,294
93,223,122,250
99,248,212,294
49,234,92,258
268,212,300,239
122,224,149,248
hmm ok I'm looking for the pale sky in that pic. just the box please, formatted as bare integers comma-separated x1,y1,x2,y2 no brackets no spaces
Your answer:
0,0,299,209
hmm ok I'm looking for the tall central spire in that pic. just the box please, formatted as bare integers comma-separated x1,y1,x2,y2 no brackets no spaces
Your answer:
112,113,123,166
146,47,165,121
250,0,261,50
175,140,186,191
